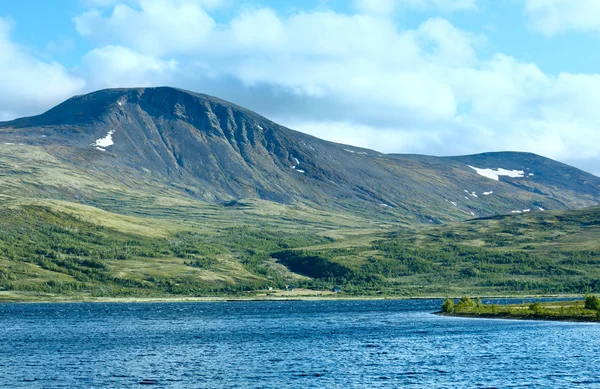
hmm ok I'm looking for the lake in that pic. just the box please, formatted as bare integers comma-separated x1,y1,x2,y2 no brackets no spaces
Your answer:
1,299,599,388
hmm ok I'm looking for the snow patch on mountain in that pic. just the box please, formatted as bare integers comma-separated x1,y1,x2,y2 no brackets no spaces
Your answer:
469,166,525,181
92,130,115,149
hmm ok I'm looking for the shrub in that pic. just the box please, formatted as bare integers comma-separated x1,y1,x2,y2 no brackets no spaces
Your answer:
584,295,600,311
460,267,479,278
456,296,477,310
441,298,455,313
529,302,544,314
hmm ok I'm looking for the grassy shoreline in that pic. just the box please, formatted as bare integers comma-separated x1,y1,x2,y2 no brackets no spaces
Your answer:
0,290,587,304
438,296,600,323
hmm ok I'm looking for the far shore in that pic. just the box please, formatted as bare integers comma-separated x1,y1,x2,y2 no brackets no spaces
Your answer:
0,290,586,304
435,311,600,323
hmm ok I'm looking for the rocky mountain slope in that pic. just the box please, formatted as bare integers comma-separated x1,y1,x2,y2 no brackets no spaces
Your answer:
1,87,599,223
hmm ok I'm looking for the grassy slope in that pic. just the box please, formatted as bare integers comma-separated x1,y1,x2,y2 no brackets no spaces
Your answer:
0,145,391,301
0,144,417,225
272,206,600,297
0,196,387,301
1,196,600,301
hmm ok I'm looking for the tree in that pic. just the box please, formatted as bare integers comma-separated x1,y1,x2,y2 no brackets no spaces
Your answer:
456,296,477,310
584,295,600,311
441,298,455,313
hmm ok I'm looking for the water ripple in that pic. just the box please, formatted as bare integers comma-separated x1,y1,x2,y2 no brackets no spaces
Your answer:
1,299,599,388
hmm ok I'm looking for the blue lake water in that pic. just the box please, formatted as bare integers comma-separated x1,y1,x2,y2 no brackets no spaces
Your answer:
1,299,599,388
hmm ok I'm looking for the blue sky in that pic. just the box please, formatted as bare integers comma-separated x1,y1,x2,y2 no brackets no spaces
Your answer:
1,0,600,175
5,0,600,74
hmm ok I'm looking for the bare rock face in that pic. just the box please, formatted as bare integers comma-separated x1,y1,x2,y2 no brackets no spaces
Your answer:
2,87,600,222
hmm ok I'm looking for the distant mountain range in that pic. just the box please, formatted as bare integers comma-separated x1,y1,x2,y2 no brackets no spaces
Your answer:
2,86,599,223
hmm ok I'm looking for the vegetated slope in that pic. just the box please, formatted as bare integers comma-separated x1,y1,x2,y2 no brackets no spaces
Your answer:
0,200,349,300
274,206,600,296
1,87,600,223
1,197,600,300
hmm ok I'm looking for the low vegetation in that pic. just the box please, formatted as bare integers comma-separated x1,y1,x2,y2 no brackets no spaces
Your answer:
440,295,600,322
1,198,600,301
0,204,331,299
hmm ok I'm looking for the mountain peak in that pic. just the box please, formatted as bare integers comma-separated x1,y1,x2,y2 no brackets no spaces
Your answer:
4,87,258,128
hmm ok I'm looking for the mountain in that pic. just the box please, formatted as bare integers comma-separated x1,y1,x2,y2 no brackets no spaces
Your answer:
1,86,600,223
2,86,600,300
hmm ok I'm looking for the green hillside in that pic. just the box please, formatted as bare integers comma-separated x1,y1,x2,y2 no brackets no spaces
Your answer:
1,195,599,301
282,205,600,297
0,196,380,301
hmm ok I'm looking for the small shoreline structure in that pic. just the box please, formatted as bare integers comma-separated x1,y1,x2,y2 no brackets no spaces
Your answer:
438,295,600,323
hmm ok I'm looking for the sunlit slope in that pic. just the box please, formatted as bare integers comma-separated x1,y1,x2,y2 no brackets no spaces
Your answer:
274,206,600,296
1,197,599,300
0,197,385,301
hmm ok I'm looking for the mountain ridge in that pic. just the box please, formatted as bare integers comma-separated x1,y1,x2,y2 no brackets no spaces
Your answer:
1,86,600,223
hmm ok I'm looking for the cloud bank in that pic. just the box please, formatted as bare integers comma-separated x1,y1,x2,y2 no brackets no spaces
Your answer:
524,0,600,36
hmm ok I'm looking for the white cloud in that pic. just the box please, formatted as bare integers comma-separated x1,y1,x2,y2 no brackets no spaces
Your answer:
354,0,478,15
0,17,85,119
220,12,461,121
81,45,177,89
287,120,446,154
75,0,217,56
524,0,600,36
230,8,285,50
412,17,484,67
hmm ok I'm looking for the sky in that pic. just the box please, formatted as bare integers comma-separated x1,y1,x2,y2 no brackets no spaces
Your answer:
1,0,600,176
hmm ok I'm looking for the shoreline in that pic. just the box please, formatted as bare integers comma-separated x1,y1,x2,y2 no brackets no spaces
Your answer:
0,291,586,304
436,311,600,323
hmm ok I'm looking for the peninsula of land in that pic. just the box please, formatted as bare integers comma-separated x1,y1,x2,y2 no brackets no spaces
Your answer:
439,296,600,323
